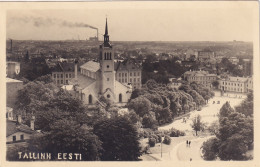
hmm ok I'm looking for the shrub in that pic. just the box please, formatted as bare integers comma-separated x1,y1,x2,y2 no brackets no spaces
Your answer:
149,137,156,147
169,128,185,137
150,134,159,143
163,135,171,145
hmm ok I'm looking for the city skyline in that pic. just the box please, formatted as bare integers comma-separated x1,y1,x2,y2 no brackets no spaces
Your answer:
6,2,257,42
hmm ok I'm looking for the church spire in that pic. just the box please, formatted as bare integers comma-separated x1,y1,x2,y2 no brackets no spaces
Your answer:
105,17,108,35
103,17,111,47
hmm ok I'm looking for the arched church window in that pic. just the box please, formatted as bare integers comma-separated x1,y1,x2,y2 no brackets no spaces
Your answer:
109,52,112,60
107,94,110,98
119,93,122,103
89,95,92,104
104,53,107,60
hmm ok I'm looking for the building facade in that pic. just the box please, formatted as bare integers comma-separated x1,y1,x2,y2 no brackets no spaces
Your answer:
6,61,20,78
219,76,253,93
6,78,23,108
52,62,76,86
183,70,217,88
115,59,142,89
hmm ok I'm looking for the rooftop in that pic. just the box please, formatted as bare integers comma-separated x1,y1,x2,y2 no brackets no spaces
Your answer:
6,120,34,137
6,77,23,83
80,61,100,72
69,73,96,89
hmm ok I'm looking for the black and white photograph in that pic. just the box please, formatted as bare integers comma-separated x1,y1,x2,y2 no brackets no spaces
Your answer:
2,1,259,164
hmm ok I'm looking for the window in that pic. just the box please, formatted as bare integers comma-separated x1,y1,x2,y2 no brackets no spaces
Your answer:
13,136,16,141
20,134,24,140
66,80,68,84
130,78,132,82
110,53,112,60
138,72,140,76
134,78,136,82
134,72,136,76
61,74,63,78
53,74,56,78
66,74,68,78
61,80,63,84
125,73,127,77
57,80,60,84
107,78,109,81
107,94,110,98
57,74,59,78
119,94,122,103
89,95,92,104
69,74,72,78
119,73,121,77
125,79,127,83
107,65,109,68
130,73,132,76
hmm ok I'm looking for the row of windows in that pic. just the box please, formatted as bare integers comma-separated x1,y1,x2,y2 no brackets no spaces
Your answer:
56,80,69,84
53,73,72,78
88,94,123,104
13,134,24,141
189,76,215,81
224,87,243,92
118,78,140,83
118,72,140,77
222,82,243,87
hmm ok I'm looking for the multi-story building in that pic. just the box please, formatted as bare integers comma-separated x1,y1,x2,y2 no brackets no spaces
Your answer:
115,59,142,89
52,62,77,86
219,76,253,93
6,61,20,78
183,70,217,88
197,49,215,62
6,77,23,108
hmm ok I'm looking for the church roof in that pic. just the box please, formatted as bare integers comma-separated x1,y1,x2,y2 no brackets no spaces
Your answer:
69,73,96,89
80,61,100,72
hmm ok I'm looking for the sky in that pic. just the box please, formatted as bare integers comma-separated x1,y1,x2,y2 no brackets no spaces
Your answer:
6,2,257,41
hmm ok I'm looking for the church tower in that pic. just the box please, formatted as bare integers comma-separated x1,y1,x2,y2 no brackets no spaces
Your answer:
99,18,115,101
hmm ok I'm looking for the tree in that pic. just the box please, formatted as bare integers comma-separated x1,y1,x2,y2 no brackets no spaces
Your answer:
191,115,205,136
29,119,102,161
128,96,151,117
201,137,220,160
93,116,141,161
142,113,158,130
34,74,54,84
212,80,219,89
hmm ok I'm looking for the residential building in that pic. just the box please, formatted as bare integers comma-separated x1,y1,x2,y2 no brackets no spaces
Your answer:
183,70,217,88
52,62,76,86
197,49,215,62
115,59,142,89
6,115,35,147
6,78,23,108
218,76,253,93
6,61,20,77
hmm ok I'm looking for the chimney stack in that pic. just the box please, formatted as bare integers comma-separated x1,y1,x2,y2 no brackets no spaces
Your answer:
17,115,22,124
30,116,35,130
74,59,78,81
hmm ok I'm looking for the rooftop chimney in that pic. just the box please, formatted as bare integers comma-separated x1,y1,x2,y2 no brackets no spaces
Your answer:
30,116,35,130
17,115,22,124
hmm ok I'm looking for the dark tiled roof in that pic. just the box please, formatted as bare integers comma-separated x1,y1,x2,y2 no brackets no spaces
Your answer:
114,58,141,71
52,62,75,72
6,120,34,137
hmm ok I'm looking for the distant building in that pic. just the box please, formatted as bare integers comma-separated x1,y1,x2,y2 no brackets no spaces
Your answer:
68,19,132,106
52,62,77,86
115,59,142,89
183,70,217,88
6,61,20,78
197,49,215,62
168,78,183,89
228,57,239,65
218,76,253,93
6,78,23,108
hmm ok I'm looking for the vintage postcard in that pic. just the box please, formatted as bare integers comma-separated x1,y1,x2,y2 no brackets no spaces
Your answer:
0,1,259,167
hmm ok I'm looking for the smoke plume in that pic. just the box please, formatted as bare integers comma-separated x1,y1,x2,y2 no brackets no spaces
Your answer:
9,16,98,30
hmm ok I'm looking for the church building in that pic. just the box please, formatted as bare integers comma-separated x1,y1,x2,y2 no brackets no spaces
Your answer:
68,19,132,105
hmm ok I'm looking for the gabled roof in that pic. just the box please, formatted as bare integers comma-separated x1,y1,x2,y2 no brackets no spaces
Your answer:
80,61,100,72
69,73,96,89
6,120,34,137
6,77,23,83
52,62,75,72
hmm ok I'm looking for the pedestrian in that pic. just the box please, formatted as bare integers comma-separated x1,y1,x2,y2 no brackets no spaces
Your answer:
190,158,192,161
189,141,191,147
186,140,188,147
